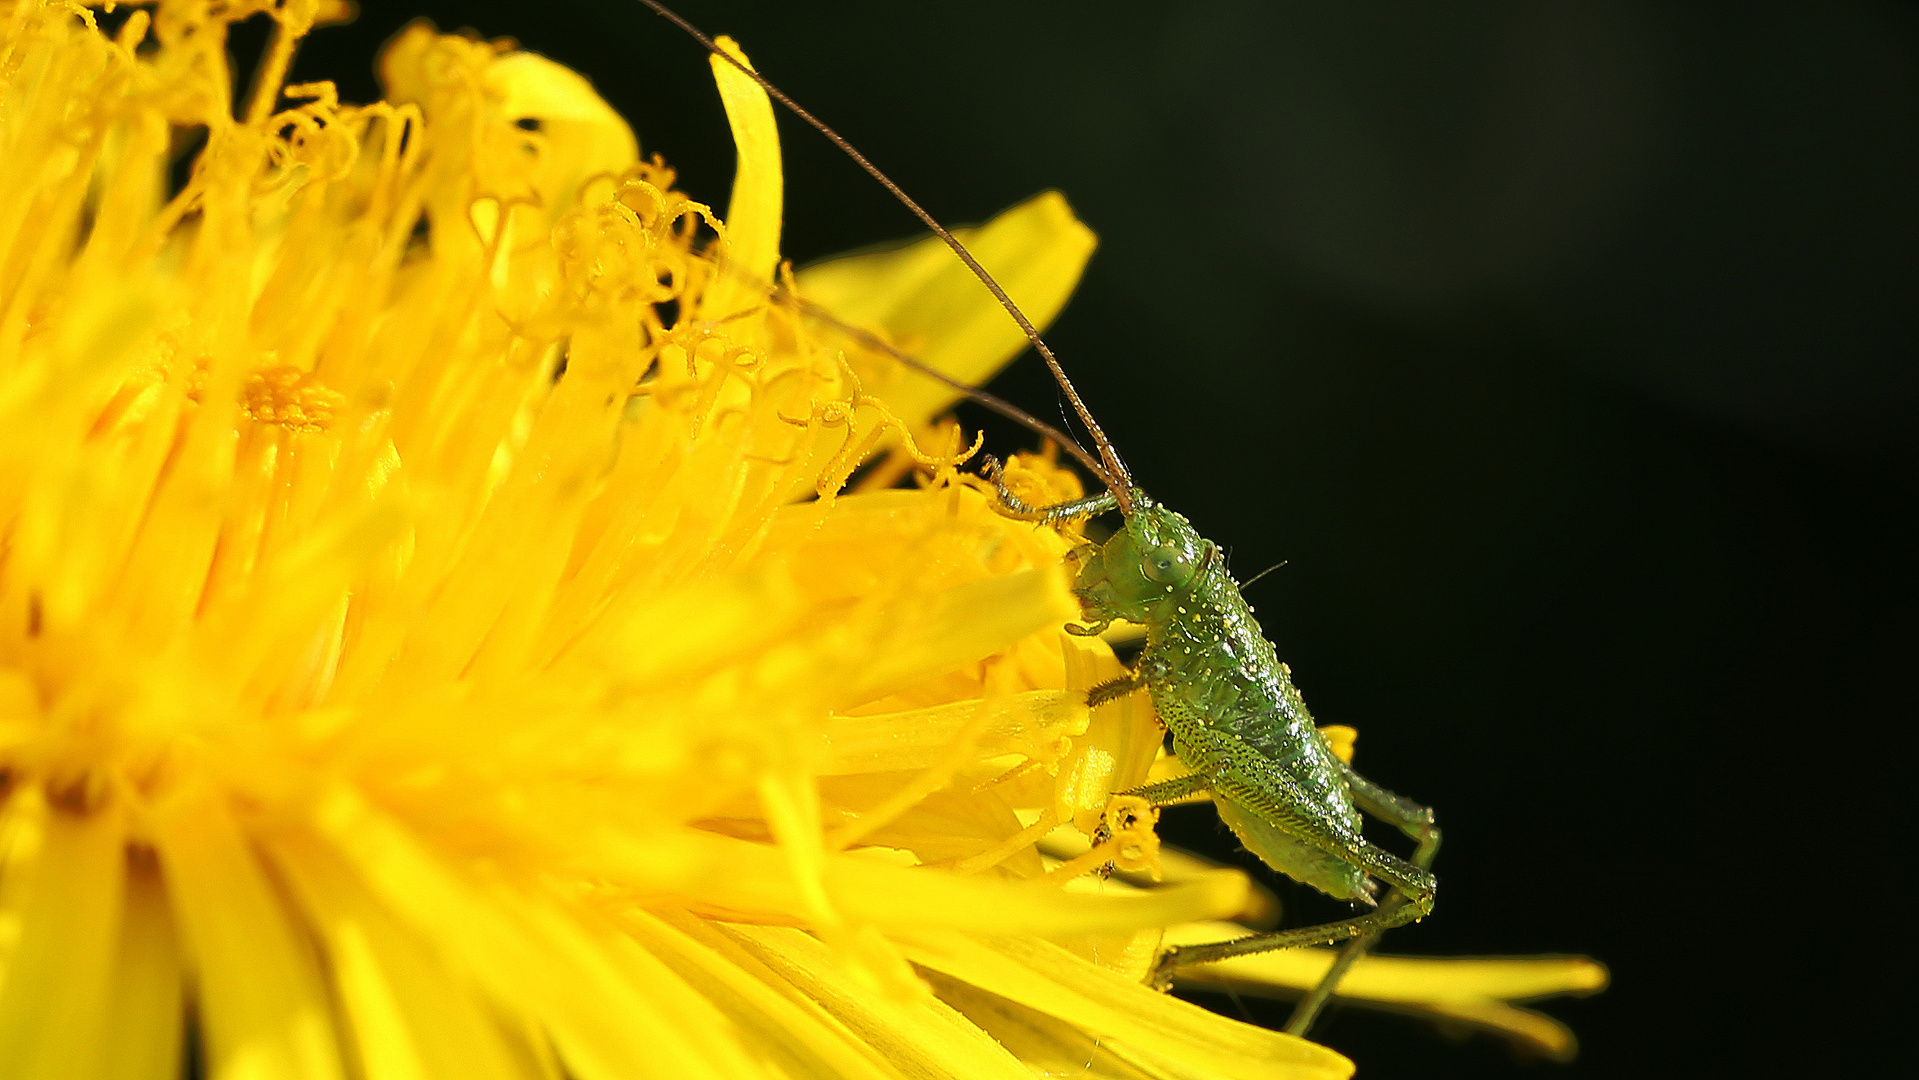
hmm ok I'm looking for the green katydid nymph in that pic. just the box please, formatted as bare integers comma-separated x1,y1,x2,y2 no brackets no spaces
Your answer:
990,465,1440,1030
640,0,1441,1037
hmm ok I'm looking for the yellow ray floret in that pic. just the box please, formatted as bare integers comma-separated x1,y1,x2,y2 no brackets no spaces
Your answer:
1165,926,1610,1062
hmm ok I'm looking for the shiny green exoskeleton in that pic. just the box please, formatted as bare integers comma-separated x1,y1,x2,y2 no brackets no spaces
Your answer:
645,0,1440,1036
993,472,1440,1032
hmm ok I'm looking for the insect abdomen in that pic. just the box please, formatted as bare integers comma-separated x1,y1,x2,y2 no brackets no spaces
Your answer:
1144,561,1373,900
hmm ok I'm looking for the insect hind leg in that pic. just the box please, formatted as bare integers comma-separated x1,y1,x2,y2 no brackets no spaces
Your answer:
1147,828,1436,994
1284,767,1440,1035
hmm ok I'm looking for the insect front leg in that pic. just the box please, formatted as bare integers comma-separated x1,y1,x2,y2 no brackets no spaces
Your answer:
982,455,1118,524
1283,764,1441,1035
1087,670,1149,708
1115,771,1210,806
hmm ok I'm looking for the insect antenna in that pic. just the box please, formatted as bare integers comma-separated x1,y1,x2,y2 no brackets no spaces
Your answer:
1237,560,1289,592
637,0,1135,513
774,284,1115,483
695,246,1114,482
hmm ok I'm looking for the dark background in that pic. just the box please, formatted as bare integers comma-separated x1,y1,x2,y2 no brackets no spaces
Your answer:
290,2,1914,1076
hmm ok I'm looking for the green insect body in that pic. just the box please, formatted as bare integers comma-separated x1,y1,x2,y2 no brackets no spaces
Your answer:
1083,497,1381,901
996,477,1439,1027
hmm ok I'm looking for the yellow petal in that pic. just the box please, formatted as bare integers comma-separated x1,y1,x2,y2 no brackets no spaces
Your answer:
796,191,1096,424
484,50,640,203
1317,725,1356,764
593,825,1254,939
99,859,186,1080
919,967,1155,1079
1166,925,1609,1061
272,835,534,1080
897,932,1353,1080
621,910,899,1080
153,792,347,1080
726,925,1037,1080
702,36,783,321
821,689,1083,775
833,568,1078,708
306,791,764,1080
0,793,125,1080
1052,634,1162,834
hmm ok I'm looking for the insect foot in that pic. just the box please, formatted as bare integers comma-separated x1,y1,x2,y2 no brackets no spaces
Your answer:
1089,794,1161,880
1147,948,1181,992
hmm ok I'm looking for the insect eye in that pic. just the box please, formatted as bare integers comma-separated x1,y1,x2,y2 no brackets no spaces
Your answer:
1142,544,1193,584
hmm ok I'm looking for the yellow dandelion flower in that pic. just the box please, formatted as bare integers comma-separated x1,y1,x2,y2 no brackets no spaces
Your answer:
0,4,1600,1078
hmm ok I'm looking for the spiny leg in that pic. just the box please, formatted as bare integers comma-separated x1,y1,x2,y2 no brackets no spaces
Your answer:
1148,835,1434,985
1087,670,1149,708
1091,770,1209,863
1284,765,1440,1036
1142,745,1437,991
982,455,1118,524
1116,771,1210,806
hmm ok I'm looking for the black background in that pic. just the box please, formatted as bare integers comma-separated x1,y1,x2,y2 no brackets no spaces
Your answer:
286,2,1913,1076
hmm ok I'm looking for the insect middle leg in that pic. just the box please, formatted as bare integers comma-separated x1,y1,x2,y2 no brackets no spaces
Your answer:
1147,832,1435,992
1089,770,1209,864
